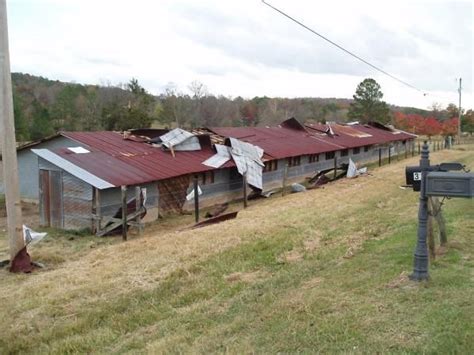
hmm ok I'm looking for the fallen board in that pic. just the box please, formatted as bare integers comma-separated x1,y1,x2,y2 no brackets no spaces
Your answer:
190,211,238,229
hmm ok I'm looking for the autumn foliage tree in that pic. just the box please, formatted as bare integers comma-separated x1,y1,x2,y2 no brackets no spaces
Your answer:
393,112,458,137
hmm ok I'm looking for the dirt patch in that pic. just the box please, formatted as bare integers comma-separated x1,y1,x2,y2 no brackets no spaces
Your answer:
386,271,410,289
225,270,269,283
303,239,320,252
277,249,303,263
301,276,323,289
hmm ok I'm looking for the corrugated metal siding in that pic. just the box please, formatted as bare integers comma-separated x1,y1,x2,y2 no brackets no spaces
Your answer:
62,172,93,230
99,182,159,221
18,136,78,200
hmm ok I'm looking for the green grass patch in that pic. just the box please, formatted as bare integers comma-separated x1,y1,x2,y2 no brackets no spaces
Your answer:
0,146,473,353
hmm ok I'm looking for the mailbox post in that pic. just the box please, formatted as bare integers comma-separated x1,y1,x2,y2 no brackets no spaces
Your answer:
410,141,431,281
405,142,473,281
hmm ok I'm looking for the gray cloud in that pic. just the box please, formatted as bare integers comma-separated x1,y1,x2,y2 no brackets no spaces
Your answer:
170,1,471,93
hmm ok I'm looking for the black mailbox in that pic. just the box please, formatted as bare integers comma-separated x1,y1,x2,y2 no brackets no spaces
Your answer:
405,166,422,191
405,162,467,192
426,172,474,198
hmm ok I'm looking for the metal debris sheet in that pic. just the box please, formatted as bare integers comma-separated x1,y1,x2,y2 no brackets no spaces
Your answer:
202,144,231,168
159,128,201,151
229,137,264,190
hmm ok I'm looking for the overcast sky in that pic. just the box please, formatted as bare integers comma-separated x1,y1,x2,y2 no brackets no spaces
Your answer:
7,0,473,110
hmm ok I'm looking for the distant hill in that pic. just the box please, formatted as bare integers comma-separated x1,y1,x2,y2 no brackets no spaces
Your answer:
12,72,433,143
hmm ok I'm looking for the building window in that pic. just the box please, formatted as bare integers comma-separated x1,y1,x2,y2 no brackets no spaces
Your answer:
263,160,278,172
287,156,301,167
364,145,370,152
341,149,349,157
196,171,214,185
353,147,360,155
325,151,335,160
308,154,319,163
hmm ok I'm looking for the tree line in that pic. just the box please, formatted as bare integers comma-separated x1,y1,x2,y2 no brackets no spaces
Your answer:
12,73,472,143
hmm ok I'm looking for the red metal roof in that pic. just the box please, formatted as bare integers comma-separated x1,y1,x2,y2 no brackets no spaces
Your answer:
209,126,345,159
305,123,416,148
56,131,225,186
46,121,415,187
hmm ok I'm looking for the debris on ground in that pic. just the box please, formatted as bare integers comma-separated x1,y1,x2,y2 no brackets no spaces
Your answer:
191,211,238,229
346,158,368,178
205,203,229,218
291,183,306,193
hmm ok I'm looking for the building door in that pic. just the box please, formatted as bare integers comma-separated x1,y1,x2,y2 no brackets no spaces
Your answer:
39,169,63,228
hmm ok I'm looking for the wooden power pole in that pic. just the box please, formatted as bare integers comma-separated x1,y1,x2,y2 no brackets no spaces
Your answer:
458,77,462,140
0,0,25,262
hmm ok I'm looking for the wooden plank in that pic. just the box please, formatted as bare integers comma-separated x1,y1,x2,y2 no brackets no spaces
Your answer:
135,186,142,235
193,176,199,222
96,208,144,237
243,172,248,208
121,185,127,241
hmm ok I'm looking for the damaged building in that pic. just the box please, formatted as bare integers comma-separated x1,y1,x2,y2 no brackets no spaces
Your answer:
12,118,415,233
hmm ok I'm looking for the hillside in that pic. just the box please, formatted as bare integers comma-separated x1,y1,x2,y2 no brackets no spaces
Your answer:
0,145,473,353
12,73,437,143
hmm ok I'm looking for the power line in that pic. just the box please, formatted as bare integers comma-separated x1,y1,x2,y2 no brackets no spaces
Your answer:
261,0,429,95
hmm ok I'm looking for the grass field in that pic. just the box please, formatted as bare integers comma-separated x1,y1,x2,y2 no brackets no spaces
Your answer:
0,145,473,353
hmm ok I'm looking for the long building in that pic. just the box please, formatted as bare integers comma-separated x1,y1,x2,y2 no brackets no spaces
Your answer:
13,118,415,232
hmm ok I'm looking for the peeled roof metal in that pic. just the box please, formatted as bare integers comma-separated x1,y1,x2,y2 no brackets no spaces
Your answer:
209,126,345,159
37,122,415,188
55,131,223,187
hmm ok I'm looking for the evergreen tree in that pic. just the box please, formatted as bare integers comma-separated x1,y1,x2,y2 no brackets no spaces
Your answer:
348,78,390,124
13,93,30,141
30,101,54,140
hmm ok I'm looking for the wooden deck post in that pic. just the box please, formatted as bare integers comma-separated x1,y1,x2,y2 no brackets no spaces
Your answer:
333,155,337,180
378,148,382,167
121,185,127,241
193,176,199,222
94,187,101,235
243,172,248,208
135,186,142,235
282,163,288,196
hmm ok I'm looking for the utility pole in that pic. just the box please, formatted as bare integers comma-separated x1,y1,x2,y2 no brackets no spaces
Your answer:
0,0,25,263
458,77,462,140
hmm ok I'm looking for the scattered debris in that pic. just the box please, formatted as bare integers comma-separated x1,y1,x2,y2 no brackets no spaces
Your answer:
158,128,201,153
205,203,229,218
307,174,331,189
346,158,368,178
9,246,33,273
100,189,147,236
291,183,306,193
23,225,47,245
190,211,238,229
186,185,202,201
202,144,231,168
228,137,265,190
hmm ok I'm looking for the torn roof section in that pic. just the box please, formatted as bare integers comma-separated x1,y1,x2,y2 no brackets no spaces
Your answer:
30,118,415,190
159,128,201,151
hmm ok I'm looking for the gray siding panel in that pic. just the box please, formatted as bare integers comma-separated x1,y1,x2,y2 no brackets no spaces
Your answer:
17,137,85,200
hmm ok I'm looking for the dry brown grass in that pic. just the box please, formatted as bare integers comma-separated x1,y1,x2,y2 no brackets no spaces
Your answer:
0,145,472,353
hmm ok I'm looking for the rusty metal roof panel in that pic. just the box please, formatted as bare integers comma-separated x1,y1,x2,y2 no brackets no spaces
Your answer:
209,127,344,159
54,132,224,186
